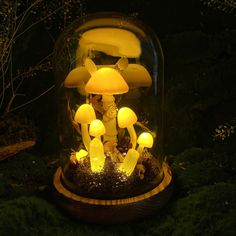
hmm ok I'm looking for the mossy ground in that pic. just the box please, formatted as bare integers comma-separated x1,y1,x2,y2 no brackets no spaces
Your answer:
0,146,235,236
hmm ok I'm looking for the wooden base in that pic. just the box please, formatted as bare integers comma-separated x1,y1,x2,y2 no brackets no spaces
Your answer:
53,162,173,224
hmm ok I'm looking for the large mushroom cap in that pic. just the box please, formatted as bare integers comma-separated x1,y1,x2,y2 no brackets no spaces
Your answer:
64,64,152,89
64,67,90,88
78,28,141,58
74,104,96,124
85,67,129,95
121,64,152,88
117,107,137,128
89,119,106,137
137,132,153,148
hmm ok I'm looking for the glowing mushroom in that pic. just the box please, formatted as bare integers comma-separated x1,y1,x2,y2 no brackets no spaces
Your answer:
75,149,88,162
85,67,129,143
64,64,151,93
137,132,154,155
74,104,96,151
89,119,106,173
118,148,140,176
117,107,138,149
89,119,106,140
89,137,105,173
64,67,90,96
121,64,152,88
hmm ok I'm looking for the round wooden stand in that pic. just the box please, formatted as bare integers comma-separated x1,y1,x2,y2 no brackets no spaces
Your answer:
53,162,173,224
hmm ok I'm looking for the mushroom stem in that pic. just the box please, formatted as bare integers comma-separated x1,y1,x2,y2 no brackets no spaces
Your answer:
119,148,140,176
102,95,118,143
137,144,144,154
81,124,91,151
127,125,137,149
89,137,105,173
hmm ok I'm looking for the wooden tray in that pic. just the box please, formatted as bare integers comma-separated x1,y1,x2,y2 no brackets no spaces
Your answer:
53,162,173,224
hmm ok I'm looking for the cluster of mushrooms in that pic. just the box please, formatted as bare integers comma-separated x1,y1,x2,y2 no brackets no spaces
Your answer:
64,57,155,177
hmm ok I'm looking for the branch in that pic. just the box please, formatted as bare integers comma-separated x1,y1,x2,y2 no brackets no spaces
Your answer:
8,84,55,113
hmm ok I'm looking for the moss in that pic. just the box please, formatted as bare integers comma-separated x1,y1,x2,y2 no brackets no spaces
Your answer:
0,196,68,236
0,152,58,201
170,147,236,194
0,183,235,236
143,183,236,236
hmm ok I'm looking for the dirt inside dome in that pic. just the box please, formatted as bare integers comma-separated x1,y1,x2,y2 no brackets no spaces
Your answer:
61,150,163,199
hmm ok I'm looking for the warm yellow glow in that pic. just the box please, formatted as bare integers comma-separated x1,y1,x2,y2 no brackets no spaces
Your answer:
117,107,137,128
116,58,128,71
75,149,88,161
137,132,154,154
64,67,89,91
117,107,137,148
74,104,96,124
84,58,97,75
78,28,141,58
119,149,140,176
89,137,105,173
85,67,129,95
74,104,96,150
102,95,118,142
121,64,152,88
89,119,106,138
64,64,152,90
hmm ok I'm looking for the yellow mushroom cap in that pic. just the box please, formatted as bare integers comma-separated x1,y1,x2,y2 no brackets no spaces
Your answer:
85,67,129,95
137,132,154,148
74,104,96,124
64,67,90,88
64,64,152,90
117,107,137,128
89,119,106,137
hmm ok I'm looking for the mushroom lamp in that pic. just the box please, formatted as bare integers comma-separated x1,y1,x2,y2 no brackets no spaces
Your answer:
137,132,154,154
53,12,173,224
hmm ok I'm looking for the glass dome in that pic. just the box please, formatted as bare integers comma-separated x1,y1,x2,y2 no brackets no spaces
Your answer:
53,12,172,224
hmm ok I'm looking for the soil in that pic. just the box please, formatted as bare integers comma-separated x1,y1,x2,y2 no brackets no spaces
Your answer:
62,150,163,199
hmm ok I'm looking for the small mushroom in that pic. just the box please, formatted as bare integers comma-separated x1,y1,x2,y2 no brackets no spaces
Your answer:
117,107,138,149
118,148,140,176
89,119,106,173
136,164,146,180
137,132,154,155
75,149,88,162
74,104,96,151
89,137,105,173
89,119,106,140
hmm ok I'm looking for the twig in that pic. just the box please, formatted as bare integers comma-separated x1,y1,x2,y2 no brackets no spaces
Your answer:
8,84,55,113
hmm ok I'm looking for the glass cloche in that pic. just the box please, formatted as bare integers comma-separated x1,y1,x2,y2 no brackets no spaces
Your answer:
53,12,172,224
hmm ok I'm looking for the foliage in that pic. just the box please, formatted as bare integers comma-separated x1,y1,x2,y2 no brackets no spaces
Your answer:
0,196,68,236
171,147,236,194
213,117,236,141
144,183,236,236
0,0,85,114
201,0,236,15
